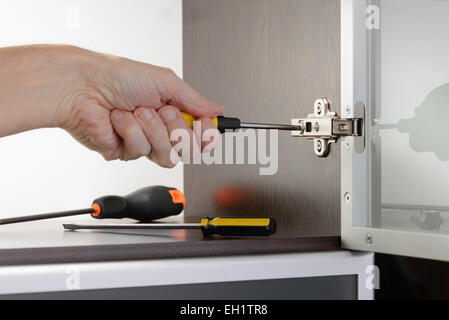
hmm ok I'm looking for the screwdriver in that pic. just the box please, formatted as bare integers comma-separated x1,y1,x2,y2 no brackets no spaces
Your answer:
0,186,185,226
182,113,300,133
64,217,277,238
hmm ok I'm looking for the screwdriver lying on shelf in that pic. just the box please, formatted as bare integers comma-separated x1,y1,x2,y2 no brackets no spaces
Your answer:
64,216,277,238
182,113,300,132
0,186,185,226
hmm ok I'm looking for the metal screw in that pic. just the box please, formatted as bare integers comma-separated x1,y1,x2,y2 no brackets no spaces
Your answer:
344,192,351,204
296,120,305,135
345,140,351,149
316,140,322,152
313,121,320,132
316,103,322,114
366,233,373,245
345,105,352,115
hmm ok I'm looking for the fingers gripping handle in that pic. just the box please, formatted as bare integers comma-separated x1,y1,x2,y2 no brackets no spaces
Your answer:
91,186,185,222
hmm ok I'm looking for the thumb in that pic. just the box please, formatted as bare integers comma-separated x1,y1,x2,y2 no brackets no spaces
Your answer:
159,69,224,118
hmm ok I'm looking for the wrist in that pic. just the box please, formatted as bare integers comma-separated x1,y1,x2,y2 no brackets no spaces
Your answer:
0,45,101,137
53,45,105,129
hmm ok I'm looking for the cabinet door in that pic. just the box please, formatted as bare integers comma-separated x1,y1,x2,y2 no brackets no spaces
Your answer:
341,0,449,260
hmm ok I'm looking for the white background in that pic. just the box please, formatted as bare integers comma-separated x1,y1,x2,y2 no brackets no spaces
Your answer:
0,0,183,218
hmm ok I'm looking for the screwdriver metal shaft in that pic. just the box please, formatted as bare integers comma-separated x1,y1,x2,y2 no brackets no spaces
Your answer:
0,208,95,226
240,122,301,131
64,223,200,230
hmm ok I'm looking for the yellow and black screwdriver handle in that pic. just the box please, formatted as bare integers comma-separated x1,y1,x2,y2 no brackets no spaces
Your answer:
182,113,241,133
200,217,277,237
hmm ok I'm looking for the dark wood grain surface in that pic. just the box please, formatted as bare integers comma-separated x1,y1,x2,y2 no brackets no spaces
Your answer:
183,0,341,235
0,218,340,267
0,235,340,267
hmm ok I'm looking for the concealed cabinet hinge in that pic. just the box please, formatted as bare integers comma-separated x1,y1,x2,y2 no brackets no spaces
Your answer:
291,98,365,157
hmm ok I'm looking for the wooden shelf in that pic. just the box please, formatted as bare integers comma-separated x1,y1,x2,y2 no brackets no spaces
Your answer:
0,220,340,266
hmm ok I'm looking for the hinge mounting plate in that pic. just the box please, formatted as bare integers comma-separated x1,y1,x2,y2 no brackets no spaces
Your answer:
291,98,365,157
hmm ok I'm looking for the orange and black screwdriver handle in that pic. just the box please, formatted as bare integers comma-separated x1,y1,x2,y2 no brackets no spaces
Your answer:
90,186,185,222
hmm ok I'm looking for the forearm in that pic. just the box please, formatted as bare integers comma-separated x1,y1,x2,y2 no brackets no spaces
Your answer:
0,44,222,165
0,45,93,137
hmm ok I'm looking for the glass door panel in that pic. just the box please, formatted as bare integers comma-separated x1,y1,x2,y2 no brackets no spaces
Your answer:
370,0,449,233
341,0,449,260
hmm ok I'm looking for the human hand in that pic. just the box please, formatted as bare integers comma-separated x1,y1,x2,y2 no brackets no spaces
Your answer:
0,45,222,167
58,47,223,167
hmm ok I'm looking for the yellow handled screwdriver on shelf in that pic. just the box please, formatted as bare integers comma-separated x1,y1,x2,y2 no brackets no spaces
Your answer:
182,112,300,133
64,217,277,238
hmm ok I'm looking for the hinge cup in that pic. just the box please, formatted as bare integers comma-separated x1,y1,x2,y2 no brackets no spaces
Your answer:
291,98,365,157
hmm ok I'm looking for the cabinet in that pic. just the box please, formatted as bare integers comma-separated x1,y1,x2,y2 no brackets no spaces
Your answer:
184,0,449,261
